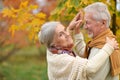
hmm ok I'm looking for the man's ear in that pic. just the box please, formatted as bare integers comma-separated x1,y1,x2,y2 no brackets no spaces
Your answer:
101,20,107,29
102,20,106,25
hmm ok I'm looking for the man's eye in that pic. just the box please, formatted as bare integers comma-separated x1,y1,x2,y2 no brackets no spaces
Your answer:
85,21,90,25
85,21,88,24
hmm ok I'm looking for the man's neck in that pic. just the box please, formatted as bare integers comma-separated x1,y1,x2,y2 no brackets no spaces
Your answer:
94,27,108,38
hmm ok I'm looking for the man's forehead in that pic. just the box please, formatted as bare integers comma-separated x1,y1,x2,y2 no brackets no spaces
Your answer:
84,13,94,20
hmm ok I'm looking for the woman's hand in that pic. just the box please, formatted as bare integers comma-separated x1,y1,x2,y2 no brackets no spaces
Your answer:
67,10,84,34
106,37,119,50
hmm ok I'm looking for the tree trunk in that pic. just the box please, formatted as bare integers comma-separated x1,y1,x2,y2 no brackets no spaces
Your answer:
111,13,116,35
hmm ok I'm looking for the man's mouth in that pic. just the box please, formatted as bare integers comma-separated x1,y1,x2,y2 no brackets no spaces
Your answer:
87,30,92,34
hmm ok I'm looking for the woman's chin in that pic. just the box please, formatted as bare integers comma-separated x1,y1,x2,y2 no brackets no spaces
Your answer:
67,43,74,50
62,43,73,50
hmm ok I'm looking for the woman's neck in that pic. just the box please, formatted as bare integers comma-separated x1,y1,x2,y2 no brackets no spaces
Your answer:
48,46,76,57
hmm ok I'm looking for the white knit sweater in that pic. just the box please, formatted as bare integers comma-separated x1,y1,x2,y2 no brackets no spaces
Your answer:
47,43,114,80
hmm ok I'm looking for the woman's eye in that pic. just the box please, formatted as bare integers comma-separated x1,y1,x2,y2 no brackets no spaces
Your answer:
59,32,65,37
59,33,63,37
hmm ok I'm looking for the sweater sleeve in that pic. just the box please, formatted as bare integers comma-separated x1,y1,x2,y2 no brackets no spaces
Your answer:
86,43,114,74
74,33,86,57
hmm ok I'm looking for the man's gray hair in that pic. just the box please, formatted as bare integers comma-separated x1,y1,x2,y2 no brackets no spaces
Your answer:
38,21,60,47
84,2,111,27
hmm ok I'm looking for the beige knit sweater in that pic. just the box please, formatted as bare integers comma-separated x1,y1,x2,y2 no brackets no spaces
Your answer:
47,43,114,80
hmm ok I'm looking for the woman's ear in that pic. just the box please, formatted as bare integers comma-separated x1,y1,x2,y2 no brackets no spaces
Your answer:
50,43,55,47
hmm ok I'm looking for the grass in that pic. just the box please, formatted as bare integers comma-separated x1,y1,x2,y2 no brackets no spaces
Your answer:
0,45,48,80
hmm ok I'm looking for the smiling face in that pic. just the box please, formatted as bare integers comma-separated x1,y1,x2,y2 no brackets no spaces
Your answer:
83,12,104,38
52,24,73,50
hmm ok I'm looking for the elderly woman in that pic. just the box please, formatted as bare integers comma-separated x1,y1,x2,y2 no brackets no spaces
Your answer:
38,21,118,80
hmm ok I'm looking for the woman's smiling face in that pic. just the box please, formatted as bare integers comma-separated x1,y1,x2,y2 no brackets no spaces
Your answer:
52,24,73,50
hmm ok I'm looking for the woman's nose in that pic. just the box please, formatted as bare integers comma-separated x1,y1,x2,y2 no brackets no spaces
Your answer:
66,31,70,36
64,31,70,37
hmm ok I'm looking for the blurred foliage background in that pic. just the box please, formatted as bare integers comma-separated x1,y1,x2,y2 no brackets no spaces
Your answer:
0,0,120,80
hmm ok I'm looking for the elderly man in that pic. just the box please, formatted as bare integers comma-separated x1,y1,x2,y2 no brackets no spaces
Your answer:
68,2,120,80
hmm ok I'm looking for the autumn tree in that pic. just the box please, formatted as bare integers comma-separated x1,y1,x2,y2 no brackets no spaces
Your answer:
50,0,120,34
2,0,46,41
0,0,46,62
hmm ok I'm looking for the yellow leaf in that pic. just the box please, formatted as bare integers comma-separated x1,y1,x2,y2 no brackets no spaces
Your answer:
34,34,38,41
17,12,32,24
116,29,120,46
31,18,41,26
81,0,89,5
29,5,38,10
2,8,13,18
11,7,19,13
116,17,120,26
34,26,40,32
36,12,46,19
20,1,28,8
65,0,72,8
28,29,34,40
9,25,19,37
20,25,27,30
